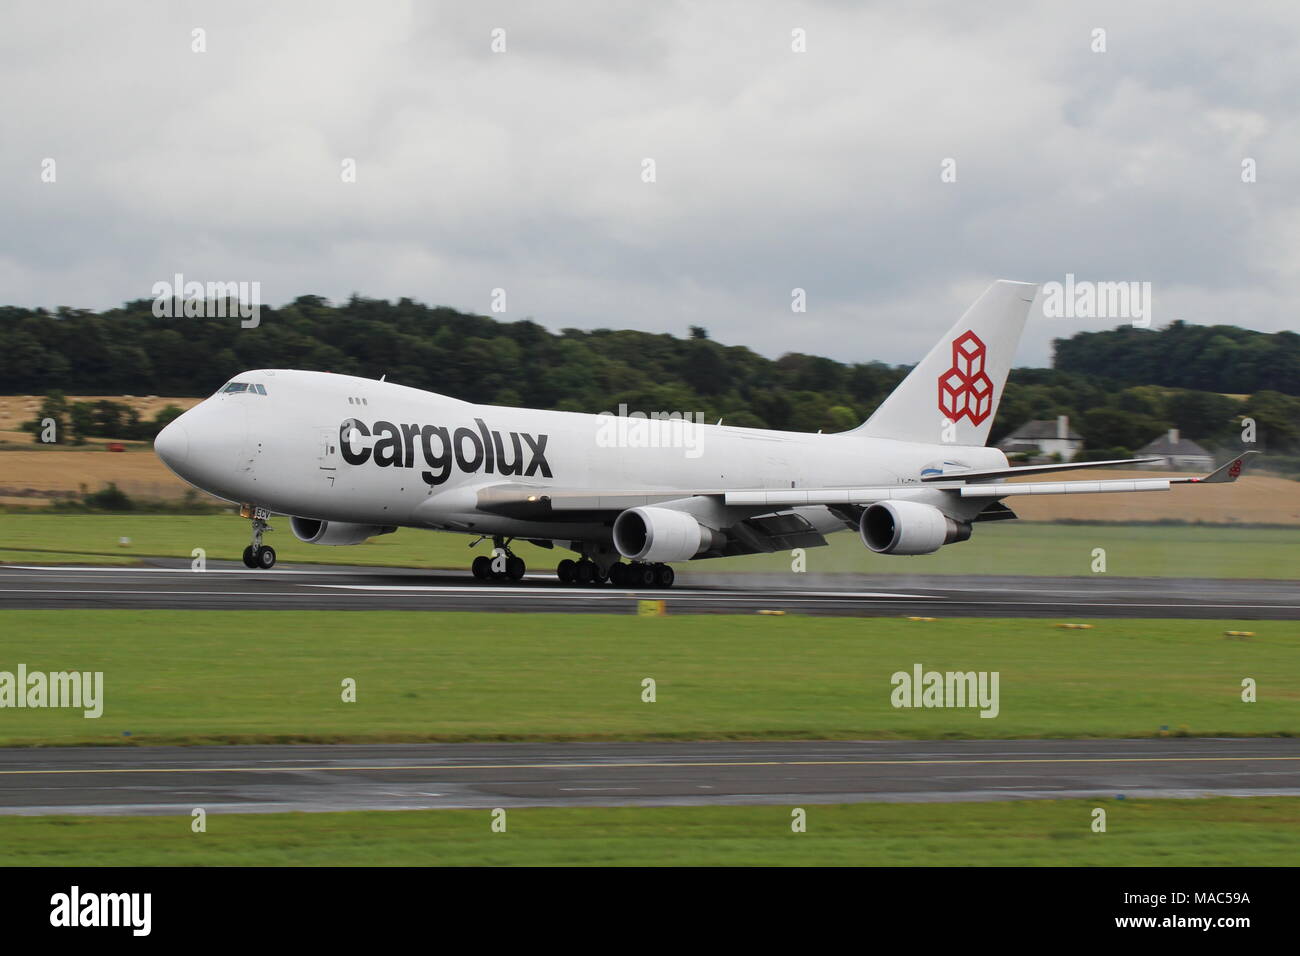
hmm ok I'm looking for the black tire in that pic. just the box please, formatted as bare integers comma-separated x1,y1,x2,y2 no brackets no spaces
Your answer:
608,563,627,586
256,545,276,569
655,564,675,588
574,561,595,585
472,555,492,580
242,546,257,568
556,558,576,583
505,555,526,581
635,563,657,588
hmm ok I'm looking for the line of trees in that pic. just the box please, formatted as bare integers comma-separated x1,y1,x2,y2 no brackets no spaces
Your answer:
2,296,1296,457
1054,321,1300,395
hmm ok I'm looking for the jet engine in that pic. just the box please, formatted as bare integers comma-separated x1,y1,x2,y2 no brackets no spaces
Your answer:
613,506,724,563
290,516,396,546
860,500,971,555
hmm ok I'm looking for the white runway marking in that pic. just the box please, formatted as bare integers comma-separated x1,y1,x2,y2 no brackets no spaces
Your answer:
306,584,934,599
0,588,1293,610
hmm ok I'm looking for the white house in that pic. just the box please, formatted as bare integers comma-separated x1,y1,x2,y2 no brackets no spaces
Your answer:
1137,429,1216,471
997,415,1083,462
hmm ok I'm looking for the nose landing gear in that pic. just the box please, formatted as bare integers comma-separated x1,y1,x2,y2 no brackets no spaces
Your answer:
240,506,276,569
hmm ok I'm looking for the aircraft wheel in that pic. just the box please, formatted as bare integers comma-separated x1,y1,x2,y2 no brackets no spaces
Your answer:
255,545,277,569
634,563,657,588
556,558,576,583
505,556,526,581
242,546,257,569
654,564,675,588
608,563,628,587
472,555,493,580
574,560,595,585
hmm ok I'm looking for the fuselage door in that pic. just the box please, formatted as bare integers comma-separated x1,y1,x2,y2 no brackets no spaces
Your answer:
319,427,338,472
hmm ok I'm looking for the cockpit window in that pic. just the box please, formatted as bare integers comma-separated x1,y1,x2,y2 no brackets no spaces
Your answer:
220,382,269,395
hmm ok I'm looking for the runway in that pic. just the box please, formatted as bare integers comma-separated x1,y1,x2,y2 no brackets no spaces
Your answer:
0,561,1295,618
0,739,1296,816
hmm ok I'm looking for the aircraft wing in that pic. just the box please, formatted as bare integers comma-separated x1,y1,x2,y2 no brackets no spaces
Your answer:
725,451,1259,507
476,452,1259,515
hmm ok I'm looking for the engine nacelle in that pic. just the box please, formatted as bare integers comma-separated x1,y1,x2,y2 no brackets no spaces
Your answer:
860,500,971,555
290,516,396,546
613,506,722,563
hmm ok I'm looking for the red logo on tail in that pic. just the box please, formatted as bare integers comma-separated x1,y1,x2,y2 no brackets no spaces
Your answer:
938,330,994,425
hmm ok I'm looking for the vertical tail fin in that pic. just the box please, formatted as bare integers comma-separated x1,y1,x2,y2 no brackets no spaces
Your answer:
853,279,1038,446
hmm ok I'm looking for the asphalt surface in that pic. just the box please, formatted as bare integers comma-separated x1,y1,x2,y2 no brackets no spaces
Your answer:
0,561,1295,618
0,739,1296,816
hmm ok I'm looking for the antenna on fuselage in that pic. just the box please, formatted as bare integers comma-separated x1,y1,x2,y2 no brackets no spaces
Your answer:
379,374,386,382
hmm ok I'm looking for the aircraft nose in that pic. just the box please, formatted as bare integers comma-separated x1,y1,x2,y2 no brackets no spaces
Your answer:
154,417,190,469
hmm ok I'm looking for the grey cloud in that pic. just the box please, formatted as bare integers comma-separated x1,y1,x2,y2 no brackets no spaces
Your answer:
1,0,1297,368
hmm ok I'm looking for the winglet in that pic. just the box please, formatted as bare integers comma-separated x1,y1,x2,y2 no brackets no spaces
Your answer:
1172,450,1260,485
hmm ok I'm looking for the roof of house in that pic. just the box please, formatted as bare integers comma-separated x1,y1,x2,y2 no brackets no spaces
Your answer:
1138,434,1213,457
999,419,1083,442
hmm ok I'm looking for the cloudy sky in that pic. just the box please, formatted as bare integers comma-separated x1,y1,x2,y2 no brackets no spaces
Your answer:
3,0,1297,366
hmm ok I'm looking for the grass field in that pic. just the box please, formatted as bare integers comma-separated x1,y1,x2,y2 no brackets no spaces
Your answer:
0,513,1294,578
3,798,1297,866
0,611,1294,746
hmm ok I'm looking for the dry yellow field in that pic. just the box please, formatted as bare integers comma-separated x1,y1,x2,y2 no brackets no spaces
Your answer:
0,395,206,499
0,394,202,433
0,449,200,501
1004,470,1299,524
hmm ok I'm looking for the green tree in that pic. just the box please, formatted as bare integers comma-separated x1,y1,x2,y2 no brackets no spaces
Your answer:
1081,407,1168,452
20,390,69,443
68,403,94,445
1239,391,1300,451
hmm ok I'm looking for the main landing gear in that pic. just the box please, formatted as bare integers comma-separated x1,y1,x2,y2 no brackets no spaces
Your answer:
240,507,276,569
466,537,675,588
557,558,674,589
470,536,526,582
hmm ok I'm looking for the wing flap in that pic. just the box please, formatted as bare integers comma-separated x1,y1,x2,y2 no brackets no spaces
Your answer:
921,457,1161,483
958,478,1171,498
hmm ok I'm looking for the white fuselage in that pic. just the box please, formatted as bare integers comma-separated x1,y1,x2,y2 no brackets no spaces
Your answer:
155,369,1008,545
